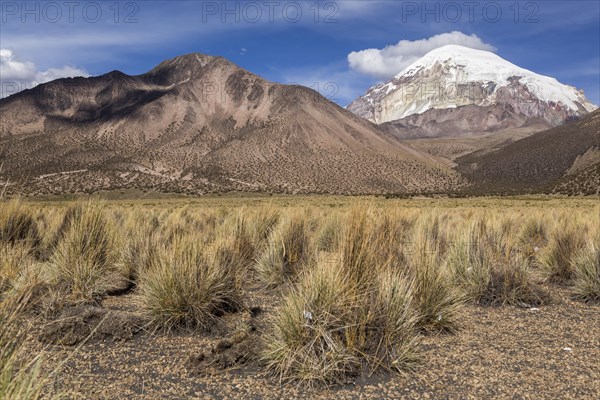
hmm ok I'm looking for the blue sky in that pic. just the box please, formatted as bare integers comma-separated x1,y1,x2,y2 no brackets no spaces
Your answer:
1,0,599,105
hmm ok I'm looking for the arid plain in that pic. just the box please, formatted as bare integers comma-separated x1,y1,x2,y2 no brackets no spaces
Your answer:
1,195,599,399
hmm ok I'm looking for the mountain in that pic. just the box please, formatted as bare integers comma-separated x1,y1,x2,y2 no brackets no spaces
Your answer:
0,53,463,196
347,45,597,138
456,109,600,195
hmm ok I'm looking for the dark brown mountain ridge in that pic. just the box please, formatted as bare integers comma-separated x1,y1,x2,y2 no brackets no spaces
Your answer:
457,109,600,195
0,53,463,196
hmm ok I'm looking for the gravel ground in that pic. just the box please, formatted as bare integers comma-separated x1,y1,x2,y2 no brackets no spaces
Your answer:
31,290,599,399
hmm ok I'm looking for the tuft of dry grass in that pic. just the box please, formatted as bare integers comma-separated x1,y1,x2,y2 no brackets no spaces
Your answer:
572,240,600,302
409,248,463,331
538,224,586,282
0,291,47,400
481,253,549,307
0,200,43,296
263,259,361,386
373,270,421,370
49,201,118,301
338,207,392,288
519,217,548,259
216,212,256,271
263,208,425,385
315,213,341,252
137,235,243,330
0,244,35,294
256,214,310,287
0,199,41,254
248,206,280,252
448,220,548,307
119,209,160,283
263,256,420,386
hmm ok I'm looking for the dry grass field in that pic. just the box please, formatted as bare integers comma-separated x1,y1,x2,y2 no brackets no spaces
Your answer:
1,195,599,399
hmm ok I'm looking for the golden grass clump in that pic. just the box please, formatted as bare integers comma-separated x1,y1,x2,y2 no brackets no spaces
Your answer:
448,220,548,307
538,223,587,282
263,260,360,385
118,208,162,283
49,201,117,301
215,212,256,271
338,207,391,287
409,248,462,331
373,270,421,369
263,257,419,386
247,206,280,251
519,217,548,258
572,240,600,302
137,235,243,330
0,244,35,294
256,214,310,287
403,215,463,331
482,253,548,307
0,200,41,252
263,208,430,385
0,201,41,272
0,291,47,400
315,213,341,252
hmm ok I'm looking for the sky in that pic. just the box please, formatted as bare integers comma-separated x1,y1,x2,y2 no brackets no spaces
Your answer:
1,0,599,106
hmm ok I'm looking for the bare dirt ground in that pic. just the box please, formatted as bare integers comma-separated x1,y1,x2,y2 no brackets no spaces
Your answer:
28,287,599,400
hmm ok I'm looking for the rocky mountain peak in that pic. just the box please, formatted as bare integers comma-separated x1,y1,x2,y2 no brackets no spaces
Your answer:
347,45,597,135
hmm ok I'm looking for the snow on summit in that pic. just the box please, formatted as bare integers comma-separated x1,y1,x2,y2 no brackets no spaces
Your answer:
348,45,597,125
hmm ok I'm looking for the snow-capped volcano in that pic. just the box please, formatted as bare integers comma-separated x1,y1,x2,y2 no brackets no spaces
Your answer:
347,45,597,133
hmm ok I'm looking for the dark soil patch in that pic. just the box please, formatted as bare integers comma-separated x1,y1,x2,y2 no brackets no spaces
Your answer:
39,304,144,345
186,311,260,374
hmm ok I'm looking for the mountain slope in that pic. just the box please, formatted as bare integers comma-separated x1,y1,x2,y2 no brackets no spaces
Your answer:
347,45,597,138
456,109,600,195
0,53,463,195
379,104,551,139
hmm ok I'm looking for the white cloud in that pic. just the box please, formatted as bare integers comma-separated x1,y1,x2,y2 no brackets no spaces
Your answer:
348,32,496,80
0,49,89,98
